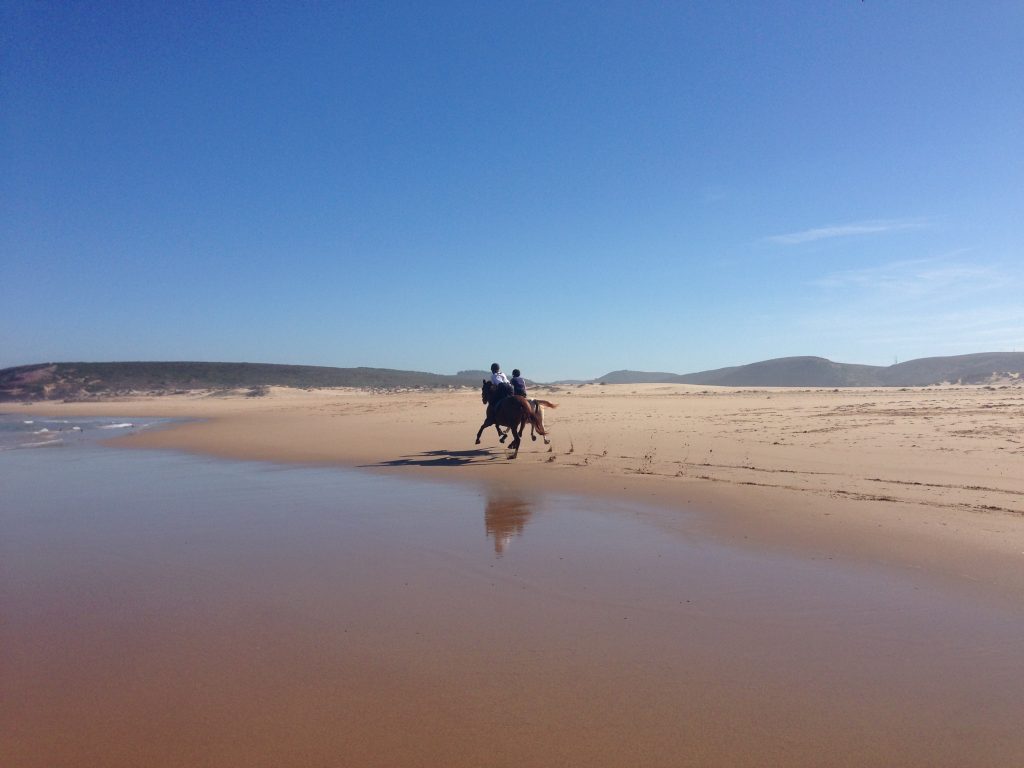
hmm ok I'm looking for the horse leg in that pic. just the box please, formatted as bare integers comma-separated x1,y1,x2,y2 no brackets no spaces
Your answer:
532,403,548,444
509,418,525,459
482,399,506,443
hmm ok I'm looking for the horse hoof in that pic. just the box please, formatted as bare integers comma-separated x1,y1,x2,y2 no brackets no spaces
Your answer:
475,439,480,445
531,435,537,441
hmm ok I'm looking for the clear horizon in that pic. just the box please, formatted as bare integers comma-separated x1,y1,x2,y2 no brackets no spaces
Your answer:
3,2,1022,382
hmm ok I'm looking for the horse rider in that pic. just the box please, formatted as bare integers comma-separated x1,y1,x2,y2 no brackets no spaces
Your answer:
488,363,514,419
510,369,528,398
490,363,514,398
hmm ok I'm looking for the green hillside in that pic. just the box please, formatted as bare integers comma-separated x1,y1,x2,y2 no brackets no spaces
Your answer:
0,362,484,401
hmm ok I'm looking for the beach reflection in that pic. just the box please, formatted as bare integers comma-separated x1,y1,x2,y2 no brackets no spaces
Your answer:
484,492,533,555
7,446,1024,767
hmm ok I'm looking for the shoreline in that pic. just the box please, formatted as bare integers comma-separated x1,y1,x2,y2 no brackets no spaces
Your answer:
6,382,1024,604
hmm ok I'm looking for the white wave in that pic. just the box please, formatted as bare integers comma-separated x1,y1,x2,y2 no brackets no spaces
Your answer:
19,438,63,448
34,428,50,434
23,420,34,424
99,423,135,429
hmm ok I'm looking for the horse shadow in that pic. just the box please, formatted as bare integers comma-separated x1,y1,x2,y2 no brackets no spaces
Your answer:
361,448,497,468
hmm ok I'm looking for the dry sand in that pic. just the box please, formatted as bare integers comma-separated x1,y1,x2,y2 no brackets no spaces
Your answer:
16,382,1024,602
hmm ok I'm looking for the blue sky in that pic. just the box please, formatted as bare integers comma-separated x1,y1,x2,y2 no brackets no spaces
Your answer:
3,1,1022,381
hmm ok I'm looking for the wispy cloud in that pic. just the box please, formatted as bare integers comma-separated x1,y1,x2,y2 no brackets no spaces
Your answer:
767,217,929,245
805,304,1024,358
792,254,1024,360
810,252,990,298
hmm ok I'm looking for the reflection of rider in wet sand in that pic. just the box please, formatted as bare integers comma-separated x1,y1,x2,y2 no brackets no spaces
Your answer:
484,493,533,555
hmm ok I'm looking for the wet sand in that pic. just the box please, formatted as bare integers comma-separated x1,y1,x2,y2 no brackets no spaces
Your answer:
4,386,1024,765
3,443,1023,767
12,383,1024,600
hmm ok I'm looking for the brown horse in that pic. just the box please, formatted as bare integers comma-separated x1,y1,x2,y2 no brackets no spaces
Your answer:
476,380,548,458
488,397,558,445
480,382,558,446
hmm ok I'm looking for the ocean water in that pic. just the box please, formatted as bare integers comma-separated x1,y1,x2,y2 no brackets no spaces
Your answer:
2,418,1023,767
0,412,174,451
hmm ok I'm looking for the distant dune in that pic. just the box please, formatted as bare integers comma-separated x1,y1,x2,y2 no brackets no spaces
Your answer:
597,353,1024,387
594,370,681,385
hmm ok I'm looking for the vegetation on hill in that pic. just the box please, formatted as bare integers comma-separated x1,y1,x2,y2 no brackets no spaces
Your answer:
4,352,1023,401
0,362,484,401
594,370,680,385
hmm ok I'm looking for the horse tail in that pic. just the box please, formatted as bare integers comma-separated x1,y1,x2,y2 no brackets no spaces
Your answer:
524,401,547,436
532,400,558,409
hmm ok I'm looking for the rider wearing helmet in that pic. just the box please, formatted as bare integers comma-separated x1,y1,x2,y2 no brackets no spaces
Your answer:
510,368,527,398
487,363,515,422
490,363,513,398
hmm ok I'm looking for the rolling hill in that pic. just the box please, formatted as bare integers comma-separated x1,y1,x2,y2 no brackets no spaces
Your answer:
3,352,1023,401
595,353,1024,387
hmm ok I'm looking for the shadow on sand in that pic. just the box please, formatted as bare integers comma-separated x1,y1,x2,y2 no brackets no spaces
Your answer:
361,448,500,468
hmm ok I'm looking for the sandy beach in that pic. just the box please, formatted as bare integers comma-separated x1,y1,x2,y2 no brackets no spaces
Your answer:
14,382,1024,602
5,384,1024,767
9,3,1024,763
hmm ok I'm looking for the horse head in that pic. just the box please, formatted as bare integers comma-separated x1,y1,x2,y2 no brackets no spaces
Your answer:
481,379,493,404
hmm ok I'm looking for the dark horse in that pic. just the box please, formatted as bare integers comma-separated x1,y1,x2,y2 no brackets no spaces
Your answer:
476,380,547,458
